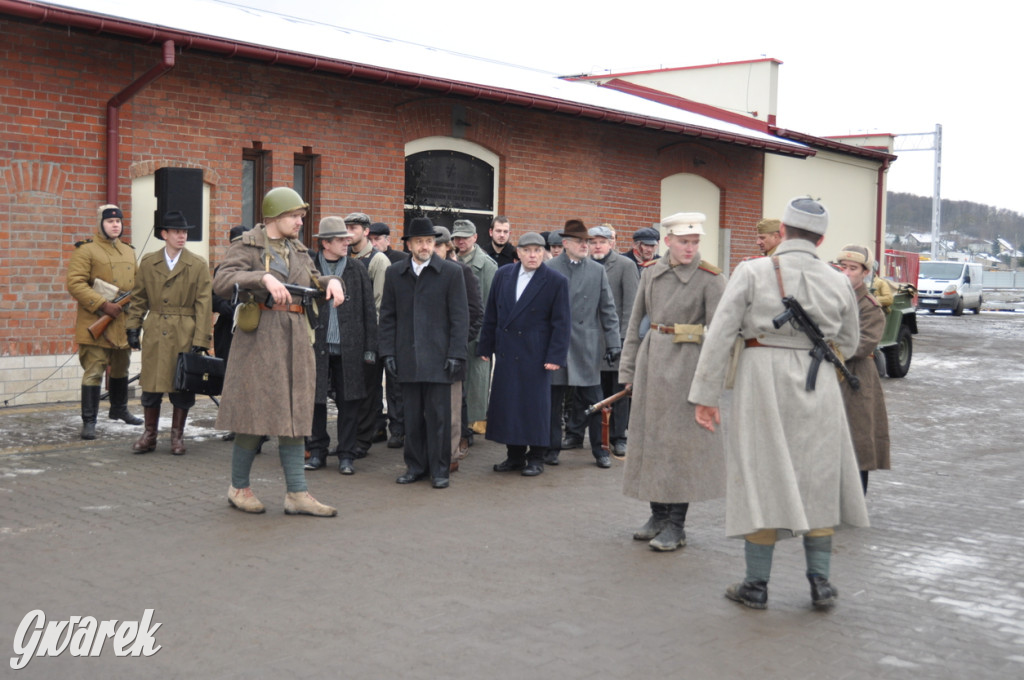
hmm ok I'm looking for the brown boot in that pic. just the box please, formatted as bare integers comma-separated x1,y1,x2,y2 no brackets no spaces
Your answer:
132,407,160,453
170,407,189,455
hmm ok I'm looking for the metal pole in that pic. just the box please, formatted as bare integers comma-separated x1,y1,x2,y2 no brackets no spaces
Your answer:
930,124,942,260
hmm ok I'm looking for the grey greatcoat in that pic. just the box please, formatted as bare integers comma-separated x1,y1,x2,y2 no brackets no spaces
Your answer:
126,248,212,394
619,256,726,503
688,239,870,538
458,245,497,421
212,226,338,437
597,249,639,371
545,253,619,387
840,281,891,472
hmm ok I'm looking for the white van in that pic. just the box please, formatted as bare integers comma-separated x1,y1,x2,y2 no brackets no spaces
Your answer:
916,261,983,315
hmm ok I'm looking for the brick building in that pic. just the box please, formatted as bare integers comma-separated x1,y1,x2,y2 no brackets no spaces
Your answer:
0,0,892,405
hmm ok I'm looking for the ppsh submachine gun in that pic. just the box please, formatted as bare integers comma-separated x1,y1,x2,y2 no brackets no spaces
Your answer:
584,385,633,459
772,295,859,391
235,282,325,330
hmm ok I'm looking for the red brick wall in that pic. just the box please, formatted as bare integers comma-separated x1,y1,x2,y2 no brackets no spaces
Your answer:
0,18,764,358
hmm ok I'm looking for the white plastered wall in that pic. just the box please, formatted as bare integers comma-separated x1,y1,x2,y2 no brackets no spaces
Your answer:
660,174,722,267
130,175,211,264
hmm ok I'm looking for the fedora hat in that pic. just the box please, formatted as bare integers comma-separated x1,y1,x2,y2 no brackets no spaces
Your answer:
559,219,588,239
403,216,438,240
157,210,196,240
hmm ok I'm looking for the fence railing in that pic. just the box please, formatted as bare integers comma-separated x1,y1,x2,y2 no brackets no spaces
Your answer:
982,271,1024,289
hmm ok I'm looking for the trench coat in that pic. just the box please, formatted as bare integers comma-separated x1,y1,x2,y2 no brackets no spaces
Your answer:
840,281,891,471
688,239,870,538
126,248,212,394
378,254,469,384
311,252,377,403
66,226,137,349
212,226,338,437
459,245,498,421
597,250,639,371
478,263,571,447
452,258,484,383
545,253,619,387
619,256,726,503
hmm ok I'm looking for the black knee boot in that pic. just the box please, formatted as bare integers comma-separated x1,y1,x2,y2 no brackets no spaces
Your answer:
108,377,143,425
81,385,100,440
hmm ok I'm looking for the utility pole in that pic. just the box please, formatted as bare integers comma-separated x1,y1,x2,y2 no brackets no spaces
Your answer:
894,124,943,259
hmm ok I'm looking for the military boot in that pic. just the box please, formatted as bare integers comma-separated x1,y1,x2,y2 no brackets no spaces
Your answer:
649,503,689,551
808,574,838,609
633,502,670,541
80,385,100,440
132,407,160,453
107,377,142,425
169,407,189,455
284,491,337,517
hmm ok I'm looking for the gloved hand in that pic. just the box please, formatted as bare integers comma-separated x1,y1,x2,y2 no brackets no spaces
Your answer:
364,351,377,365
604,347,621,366
383,356,398,378
126,328,141,350
100,301,122,318
444,358,464,379
191,346,207,354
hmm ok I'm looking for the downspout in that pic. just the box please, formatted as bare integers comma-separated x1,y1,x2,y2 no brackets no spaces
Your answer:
875,158,891,268
106,39,175,204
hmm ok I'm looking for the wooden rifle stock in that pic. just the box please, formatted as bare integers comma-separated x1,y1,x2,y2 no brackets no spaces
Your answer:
87,290,131,340
584,385,633,458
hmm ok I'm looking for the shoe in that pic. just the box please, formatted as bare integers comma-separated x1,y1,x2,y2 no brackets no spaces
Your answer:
396,471,426,484
353,447,369,460
450,460,460,473
493,458,526,472
725,581,768,610
284,491,337,517
304,455,325,471
338,457,355,475
612,441,627,458
521,462,543,476
387,433,405,449
561,436,583,449
371,429,388,444
595,454,612,468
543,450,560,466
228,486,265,514
431,477,450,489
808,574,838,609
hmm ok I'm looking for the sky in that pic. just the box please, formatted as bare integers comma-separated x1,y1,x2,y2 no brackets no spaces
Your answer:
224,0,1018,215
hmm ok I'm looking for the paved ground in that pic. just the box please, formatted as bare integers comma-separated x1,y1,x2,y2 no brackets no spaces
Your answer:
1,311,1023,679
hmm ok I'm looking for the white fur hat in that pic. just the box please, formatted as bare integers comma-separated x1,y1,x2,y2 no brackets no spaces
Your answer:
782,197,829,235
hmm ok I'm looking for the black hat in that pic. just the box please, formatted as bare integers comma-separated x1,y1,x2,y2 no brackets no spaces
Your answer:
403,216,438,240
369,222,391,236
229,224,250,242
157,210,196,240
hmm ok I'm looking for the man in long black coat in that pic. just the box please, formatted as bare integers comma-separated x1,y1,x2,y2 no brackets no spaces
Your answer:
478,232,571,476
378,217,469,489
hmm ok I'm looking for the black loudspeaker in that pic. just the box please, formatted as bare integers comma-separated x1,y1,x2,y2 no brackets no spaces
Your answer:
154,167,204,241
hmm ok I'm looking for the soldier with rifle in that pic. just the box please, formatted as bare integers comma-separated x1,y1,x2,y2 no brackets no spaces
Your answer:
689,197,869,611
66,204,142,440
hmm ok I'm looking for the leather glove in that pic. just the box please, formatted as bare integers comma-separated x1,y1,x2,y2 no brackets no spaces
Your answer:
191,346,207,354
444,358,464,379
364,351,377,365
126,328,141,350
383,356,398,378
100,301,122,318
604,347,621,366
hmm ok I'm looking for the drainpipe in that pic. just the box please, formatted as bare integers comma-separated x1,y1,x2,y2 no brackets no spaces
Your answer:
875,158,890,268
106,39,175,204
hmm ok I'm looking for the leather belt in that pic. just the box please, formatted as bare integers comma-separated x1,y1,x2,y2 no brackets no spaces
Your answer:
259,303,304,314
650,323,677,335
745,338,766,348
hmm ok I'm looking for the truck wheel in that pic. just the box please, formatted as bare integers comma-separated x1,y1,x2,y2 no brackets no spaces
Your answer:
952,297,964,316
884,325,913,378
973,296,983,314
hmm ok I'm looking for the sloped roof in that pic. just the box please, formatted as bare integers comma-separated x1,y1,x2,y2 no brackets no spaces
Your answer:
6,0,812,157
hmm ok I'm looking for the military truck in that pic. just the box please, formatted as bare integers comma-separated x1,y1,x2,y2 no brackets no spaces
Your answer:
876,283,917,377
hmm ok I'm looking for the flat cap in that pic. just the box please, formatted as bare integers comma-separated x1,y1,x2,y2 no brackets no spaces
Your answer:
588,225,614,240
434,226,452,244
343,212,371,225
368,221,390,236
517,231,545,248
632,227,660,244
451,220,477,238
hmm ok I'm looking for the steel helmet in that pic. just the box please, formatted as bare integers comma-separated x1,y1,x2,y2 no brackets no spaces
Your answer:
261,187,308,220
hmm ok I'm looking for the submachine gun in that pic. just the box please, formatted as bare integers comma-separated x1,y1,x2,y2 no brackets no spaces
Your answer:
772,295,859,392
238,282,325,330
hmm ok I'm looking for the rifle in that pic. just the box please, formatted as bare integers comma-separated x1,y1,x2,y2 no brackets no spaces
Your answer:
87,290,132,340
772,295,859,391
265,283,325,330
584,385,633,458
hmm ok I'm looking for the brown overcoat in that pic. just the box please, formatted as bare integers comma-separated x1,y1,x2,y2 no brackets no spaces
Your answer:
618,255,727,503
840,281,891,471
66,225,137,349
126,248,213,394
212,226,337,437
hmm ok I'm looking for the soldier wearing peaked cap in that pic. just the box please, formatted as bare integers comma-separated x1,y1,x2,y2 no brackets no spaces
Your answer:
689,197,869,611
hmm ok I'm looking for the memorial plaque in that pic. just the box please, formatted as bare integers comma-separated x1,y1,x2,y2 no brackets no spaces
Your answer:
405,150,494,211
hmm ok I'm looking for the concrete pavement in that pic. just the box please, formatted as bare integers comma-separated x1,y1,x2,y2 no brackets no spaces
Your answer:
1,311,1023,679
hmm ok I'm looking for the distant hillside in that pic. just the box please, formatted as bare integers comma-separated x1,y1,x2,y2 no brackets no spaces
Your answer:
887,192,1024,246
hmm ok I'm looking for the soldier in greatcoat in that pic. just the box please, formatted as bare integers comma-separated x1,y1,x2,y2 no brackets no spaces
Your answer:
214,188,344,517
619,213,726,552
835,244,891,493
125,211,212,456
690,197,870,610
66,204,142,439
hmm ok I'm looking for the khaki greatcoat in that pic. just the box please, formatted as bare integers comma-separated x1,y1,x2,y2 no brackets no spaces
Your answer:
66,225,137,349
126,248,213,394
840,281,891,471
213,226,337,437
619,256,726,503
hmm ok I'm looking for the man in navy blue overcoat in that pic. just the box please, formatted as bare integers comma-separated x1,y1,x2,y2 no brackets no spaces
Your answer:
477,232,571,476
